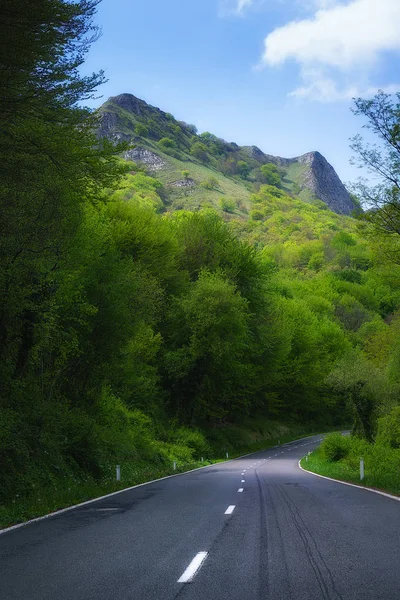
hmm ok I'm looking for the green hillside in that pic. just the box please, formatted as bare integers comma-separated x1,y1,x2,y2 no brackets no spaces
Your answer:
98,94,346,216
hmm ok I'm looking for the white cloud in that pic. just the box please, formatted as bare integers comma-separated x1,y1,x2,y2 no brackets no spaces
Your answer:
219,0,254,16
260,0,400,101
236,0,253,13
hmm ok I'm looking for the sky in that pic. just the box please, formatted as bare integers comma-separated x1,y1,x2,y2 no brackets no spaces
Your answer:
83,0,400,184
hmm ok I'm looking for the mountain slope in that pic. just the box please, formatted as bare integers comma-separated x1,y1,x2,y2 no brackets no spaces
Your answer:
97,93,358,216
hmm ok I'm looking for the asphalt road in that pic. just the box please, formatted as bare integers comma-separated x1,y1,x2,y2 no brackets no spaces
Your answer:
1,434,400,600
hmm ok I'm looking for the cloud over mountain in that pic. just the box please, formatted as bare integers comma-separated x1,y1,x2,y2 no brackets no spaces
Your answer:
261,0,400,101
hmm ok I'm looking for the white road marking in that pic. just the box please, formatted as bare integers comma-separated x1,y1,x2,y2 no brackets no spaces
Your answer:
241,479,245,483
238,488,244,492
178,552,208,583
95,508,120,511
225,505,235,514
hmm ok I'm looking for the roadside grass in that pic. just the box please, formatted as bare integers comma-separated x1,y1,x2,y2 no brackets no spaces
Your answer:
300,433,400,497
0,425,324,530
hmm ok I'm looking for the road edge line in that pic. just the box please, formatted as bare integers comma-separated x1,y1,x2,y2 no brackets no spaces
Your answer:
298,458,400,502
0,433,323,536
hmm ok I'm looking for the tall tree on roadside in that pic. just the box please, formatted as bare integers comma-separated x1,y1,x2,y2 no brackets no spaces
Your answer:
351,91,400,236
0,0,126,381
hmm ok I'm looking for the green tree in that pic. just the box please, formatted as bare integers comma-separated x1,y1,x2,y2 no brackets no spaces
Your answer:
200,177,219,190
219,198,236,213
237,161,250,179
351,91,400,235
0,0,126,497
135,123,150,137
164,270,250,422
260,163,281,186
190,142,209,163
158,137,176,150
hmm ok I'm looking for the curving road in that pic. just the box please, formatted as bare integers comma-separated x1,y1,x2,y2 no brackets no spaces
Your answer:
1,434,400,600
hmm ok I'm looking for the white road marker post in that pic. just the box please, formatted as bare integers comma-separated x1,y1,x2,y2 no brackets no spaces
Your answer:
360,457,364,481
226,452,229,459
173,461,177,471
116,465,121,482
201,457,204,462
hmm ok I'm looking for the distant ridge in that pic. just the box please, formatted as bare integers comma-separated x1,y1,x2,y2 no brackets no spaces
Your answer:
97,93,358,216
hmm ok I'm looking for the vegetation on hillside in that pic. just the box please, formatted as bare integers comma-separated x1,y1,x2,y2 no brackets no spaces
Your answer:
2,1,400,526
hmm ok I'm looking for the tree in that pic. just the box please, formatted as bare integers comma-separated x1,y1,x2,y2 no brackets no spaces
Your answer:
135,123,149,137
237,161,250,179
219,198,236,213
163,270,250,422
0,0,126,494
260,163,281,187
181,170,190,180
190,142,209,163
351,91,400,235
158,137,176,150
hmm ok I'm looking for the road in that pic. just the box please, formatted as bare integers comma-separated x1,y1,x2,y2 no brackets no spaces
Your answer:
1,434,400,600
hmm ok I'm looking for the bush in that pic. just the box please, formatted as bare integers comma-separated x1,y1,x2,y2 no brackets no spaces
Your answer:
135,123,149,137
200,177,219,190
158,137,176,150
321,433,350,462
170,427,210,457
250,209,265,221
190,142,209,163
376,406,400,448
219,197,236,212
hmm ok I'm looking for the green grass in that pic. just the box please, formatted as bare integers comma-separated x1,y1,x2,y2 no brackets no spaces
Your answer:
300,435,400,497
281,162,308,195
145,143,252,216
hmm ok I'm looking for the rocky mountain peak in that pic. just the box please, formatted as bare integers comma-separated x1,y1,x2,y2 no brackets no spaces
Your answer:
296,151,355,215
97,93,358,216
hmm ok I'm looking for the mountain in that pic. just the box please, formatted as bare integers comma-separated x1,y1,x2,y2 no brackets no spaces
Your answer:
97,93,358,216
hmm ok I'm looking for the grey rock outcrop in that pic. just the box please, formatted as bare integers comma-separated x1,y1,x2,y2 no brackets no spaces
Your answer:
170,178,195,188
296,151,355,215
125,147,166,171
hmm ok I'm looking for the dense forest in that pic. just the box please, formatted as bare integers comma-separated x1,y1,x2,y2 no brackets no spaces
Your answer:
2,0,400,524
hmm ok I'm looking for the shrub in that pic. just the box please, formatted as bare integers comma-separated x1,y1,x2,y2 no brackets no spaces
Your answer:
250,209,264,221
135,123,149,137
237,160,249,179
190,142,209,163
219,197,236,212
376,406,400,448
260,163,280,186
158,137,176,150
321,433,350,462
200,177,218,190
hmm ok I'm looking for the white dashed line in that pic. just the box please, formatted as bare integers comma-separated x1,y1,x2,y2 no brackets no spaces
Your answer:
241,479,245,483
178,552,208,583
225,505,235,515
238,488,244,492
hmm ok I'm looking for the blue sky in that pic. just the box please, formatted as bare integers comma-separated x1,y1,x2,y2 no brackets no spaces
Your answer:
84,0,400,184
